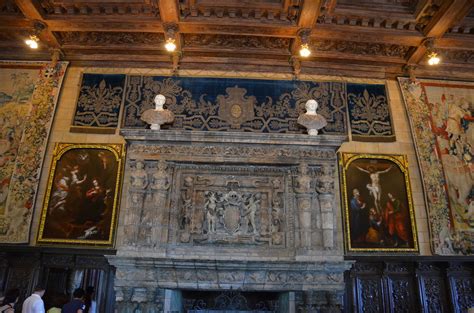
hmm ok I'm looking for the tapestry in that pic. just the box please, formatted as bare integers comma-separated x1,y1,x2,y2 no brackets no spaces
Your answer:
398,78,473,255
347,83,395,142
71,74,126,134
0,61,68,243
122,76,348,134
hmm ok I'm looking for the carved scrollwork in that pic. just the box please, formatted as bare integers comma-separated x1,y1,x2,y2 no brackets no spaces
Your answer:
390,279,411,312
57,32,165,46
310,39,410,58
359,278,382,313
184,34,291,50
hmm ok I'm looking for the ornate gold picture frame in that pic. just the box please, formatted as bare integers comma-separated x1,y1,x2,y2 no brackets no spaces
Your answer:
37,143,124,246
339,153,419,253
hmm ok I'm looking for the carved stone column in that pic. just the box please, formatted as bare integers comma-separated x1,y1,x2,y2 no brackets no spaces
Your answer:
294,163,314,249
126,160,149,247
316,164,336,250
150,160,171,244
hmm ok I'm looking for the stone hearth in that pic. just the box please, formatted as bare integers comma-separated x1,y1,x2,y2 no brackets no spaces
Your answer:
109,130,351,312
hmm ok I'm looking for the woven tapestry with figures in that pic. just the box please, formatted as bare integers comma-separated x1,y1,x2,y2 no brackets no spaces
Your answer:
398,78,473,255
0,61,68,243
120,76,393,140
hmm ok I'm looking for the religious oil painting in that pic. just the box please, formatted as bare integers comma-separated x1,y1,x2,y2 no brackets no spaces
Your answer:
37,143,124,246
340,153,418,253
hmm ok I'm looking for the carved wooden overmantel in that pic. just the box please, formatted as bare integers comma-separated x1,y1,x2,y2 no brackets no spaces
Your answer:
108,129,352,311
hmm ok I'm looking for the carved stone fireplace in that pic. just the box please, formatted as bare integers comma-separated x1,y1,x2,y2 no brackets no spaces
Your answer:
108,130,351,312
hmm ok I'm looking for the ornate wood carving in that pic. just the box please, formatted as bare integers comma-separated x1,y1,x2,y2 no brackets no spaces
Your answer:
184,34,291,51
40,0,159,17
56,31,165,46
0,0,470,77
310,39,411,58
179,0,300,24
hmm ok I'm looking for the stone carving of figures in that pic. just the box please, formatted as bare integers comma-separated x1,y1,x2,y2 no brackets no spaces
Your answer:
294,163,314,248
316,165,335,194
319,194,335,249
271,197,283,233
150,160,170,228
295,163,312,193
205,191,218,234
151,160,170,192
180,176,194,229
271,178,281,190
243,193,260,234
297,99,327,136
140,94,175,130
130,160,148,189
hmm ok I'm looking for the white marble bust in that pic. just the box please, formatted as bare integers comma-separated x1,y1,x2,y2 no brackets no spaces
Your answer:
140,94,175,130
297,99,327,136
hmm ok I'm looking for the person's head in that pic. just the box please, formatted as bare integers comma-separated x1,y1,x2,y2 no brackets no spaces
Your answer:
85,286,95,300
2,288,20,305
92,179,99,187
34,285,46,297
353,188,360,197
73,288,85,299
388,192,395,200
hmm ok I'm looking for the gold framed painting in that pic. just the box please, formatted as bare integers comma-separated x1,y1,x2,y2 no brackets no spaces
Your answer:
37,143,124,246
339,153,419,253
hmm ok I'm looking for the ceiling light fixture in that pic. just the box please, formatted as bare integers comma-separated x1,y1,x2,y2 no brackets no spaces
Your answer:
164,23,178,53
165,38,176,52
299,43,311,57
25,21,46,50
297,28,312,58
25,35,39,49
427,52,440,66
423,37,441,66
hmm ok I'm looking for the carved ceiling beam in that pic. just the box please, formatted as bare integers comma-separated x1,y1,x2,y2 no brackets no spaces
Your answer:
179,22,298,37
290,0,322,55
407,0,472,65
422,0,473,38
313,24,423,46
14,0,60,48
0,16,34,29
159,0,181,72
46,19,164,33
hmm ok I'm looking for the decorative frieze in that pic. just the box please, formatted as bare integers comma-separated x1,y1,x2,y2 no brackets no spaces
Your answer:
184,34,291,51
310,39,411,58
56,32,165,46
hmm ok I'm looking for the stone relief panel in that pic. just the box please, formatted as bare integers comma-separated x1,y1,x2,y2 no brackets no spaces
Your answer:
121,159,172,249
119,144,339,254
172,166,289,247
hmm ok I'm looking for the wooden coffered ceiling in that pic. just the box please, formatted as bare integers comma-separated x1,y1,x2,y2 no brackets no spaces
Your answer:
0,0,473,79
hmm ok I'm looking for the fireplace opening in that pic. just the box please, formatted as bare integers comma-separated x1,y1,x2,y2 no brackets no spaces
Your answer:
182,289,280,312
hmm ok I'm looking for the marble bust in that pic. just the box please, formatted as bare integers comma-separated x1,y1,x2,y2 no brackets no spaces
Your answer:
297,99,327,136
140,94,175,130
